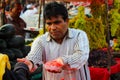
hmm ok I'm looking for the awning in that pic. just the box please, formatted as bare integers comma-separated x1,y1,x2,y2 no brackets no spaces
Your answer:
47,0,113,5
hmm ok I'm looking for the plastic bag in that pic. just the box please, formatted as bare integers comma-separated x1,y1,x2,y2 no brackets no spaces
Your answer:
43,64,77,80
44,60,63,73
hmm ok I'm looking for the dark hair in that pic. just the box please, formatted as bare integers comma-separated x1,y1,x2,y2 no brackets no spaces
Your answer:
43,1,68,21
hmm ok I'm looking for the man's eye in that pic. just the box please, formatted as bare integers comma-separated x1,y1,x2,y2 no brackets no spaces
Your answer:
46,22,52,25
54,21,61,24
46,21,62,25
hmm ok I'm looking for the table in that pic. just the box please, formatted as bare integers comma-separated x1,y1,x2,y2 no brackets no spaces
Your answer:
24,27,39,38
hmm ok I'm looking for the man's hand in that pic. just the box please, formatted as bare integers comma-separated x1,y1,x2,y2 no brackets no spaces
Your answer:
44,58,64,73
17,58,34,72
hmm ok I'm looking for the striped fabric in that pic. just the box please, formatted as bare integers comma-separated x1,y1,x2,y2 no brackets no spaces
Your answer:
26,28,91,80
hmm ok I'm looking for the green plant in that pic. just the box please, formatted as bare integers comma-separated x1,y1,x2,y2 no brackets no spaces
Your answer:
109,9,120,37
69,6,107,50
114,0,120,9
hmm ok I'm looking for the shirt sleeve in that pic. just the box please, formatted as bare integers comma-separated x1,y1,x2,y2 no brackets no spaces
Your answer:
61,31,90,69
26,36,43,65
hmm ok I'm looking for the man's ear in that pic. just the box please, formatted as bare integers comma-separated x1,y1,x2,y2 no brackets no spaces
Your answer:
45,25,49,31
65,18,69,23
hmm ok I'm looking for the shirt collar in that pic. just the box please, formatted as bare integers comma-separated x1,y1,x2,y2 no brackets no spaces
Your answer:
46,28,74,41
46,33,51,41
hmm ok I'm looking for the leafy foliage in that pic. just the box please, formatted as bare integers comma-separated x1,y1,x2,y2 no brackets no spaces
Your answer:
69,6,107,50
109,9,120,37
114,0,120,9
90,0,103,18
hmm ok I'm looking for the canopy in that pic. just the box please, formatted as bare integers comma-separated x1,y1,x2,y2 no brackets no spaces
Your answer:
47,0,113,5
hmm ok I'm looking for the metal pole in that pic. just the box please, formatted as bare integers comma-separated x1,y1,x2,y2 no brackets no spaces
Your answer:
38,0,42,28
105,0,111,79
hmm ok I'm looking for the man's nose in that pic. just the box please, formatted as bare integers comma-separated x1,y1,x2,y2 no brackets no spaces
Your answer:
50,24,57,30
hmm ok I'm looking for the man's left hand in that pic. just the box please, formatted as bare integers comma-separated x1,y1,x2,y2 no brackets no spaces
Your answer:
44,58,64,73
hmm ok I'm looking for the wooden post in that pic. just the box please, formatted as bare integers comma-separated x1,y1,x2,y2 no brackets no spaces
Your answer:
42,0,46,33
38,0,42,29
0,0,5,26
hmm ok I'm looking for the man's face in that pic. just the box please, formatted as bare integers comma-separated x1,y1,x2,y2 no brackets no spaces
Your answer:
46,16,69,40
11,4,22,17
5,0,10,4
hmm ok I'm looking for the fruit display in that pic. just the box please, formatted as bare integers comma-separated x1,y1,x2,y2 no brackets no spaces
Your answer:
0,39,7,50
0,24,15,39
6,35,25,48
0,24,30,70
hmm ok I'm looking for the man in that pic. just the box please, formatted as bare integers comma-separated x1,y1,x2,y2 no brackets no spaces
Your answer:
6,1,26,37
17,1,91,80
